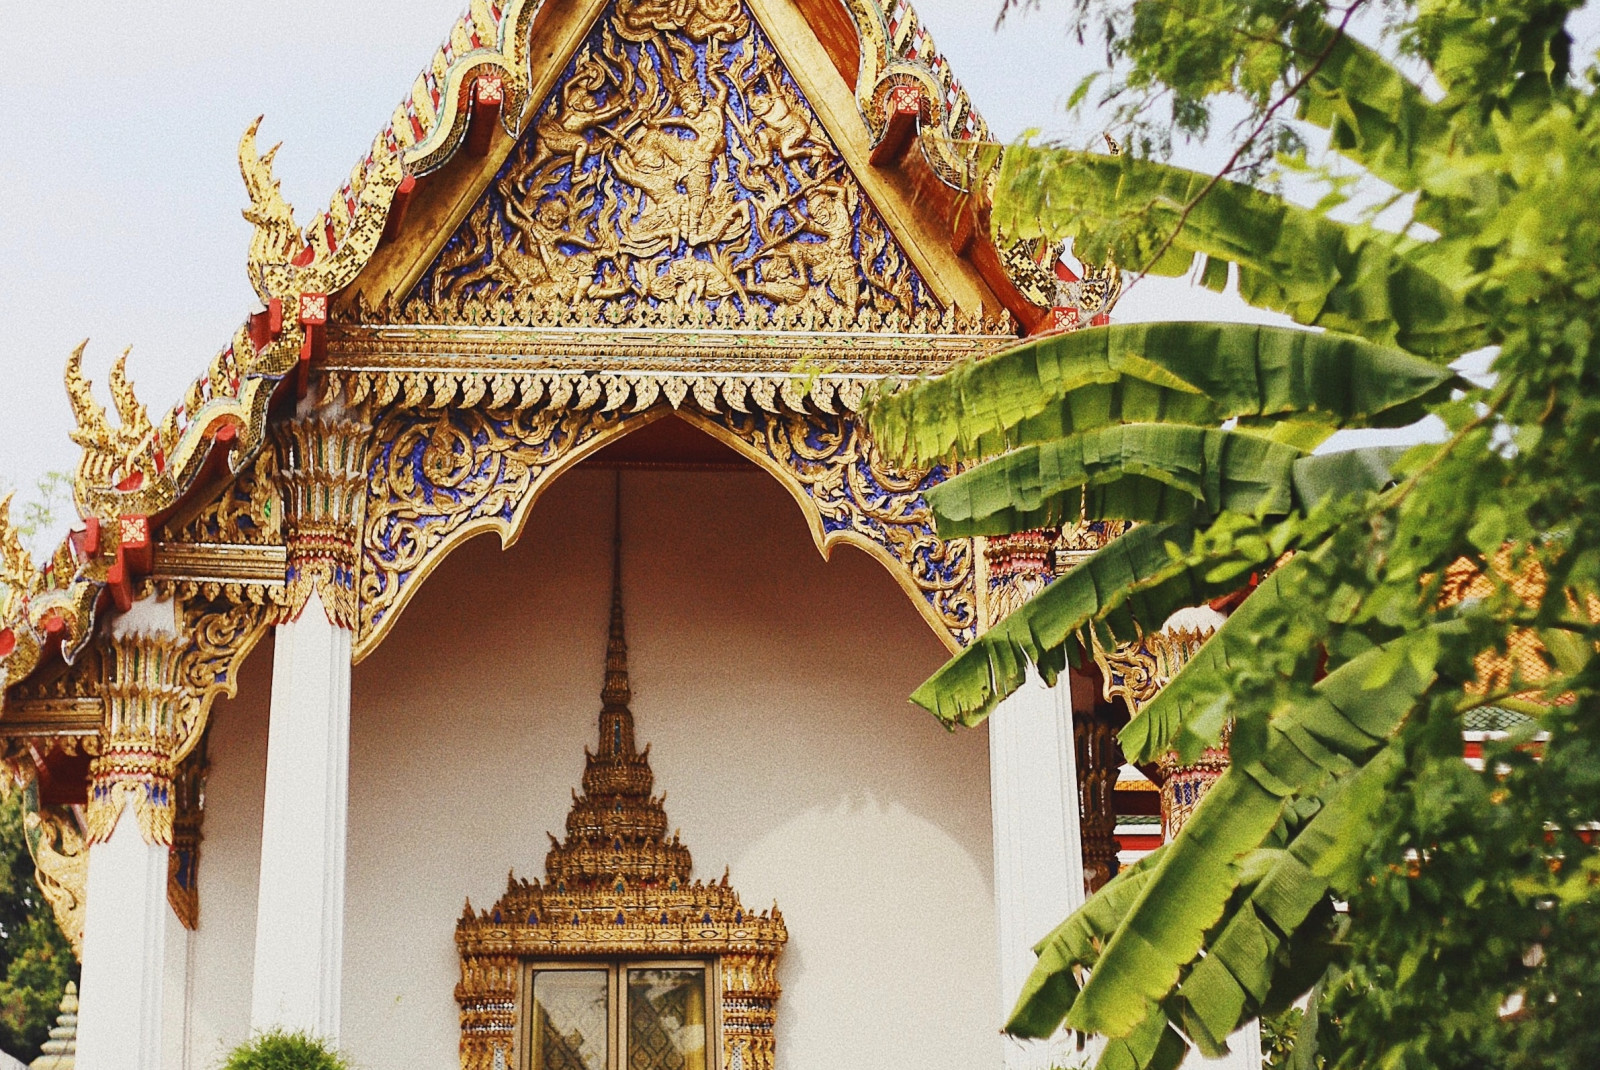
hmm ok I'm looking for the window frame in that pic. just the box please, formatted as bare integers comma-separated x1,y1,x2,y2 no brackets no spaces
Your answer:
520,958,722,1070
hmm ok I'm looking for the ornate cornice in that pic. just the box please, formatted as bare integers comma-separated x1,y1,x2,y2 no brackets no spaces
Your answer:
88,625,189,845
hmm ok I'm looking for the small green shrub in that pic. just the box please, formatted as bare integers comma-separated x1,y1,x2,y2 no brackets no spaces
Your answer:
220,1029,352,1070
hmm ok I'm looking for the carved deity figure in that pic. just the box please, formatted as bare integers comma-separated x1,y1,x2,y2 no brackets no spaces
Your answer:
530,49,628,174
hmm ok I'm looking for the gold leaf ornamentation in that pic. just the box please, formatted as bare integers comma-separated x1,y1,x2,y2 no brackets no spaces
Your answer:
405,0,945,331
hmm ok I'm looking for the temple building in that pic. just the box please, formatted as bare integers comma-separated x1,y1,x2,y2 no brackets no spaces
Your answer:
0,1,1226,1068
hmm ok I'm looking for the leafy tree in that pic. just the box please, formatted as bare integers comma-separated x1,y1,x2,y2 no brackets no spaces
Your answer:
0,473,77,1061
867,1,1600,1067
0,792,76,1061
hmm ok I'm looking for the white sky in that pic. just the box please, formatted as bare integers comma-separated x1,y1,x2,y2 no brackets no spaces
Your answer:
2,2,1594,528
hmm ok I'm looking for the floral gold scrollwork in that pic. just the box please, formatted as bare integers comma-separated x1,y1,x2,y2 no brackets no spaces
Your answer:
407,0,944,331
168,747,206,930
20,779,87,959
1094,626,1226,838
982,529,1057,630
697,409,976,648
177,598,271,755
356,403,975,659
358,406,640,655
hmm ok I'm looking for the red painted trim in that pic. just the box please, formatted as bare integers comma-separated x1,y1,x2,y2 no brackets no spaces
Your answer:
465,76,503,158
869,86,921,167
381,173,417,244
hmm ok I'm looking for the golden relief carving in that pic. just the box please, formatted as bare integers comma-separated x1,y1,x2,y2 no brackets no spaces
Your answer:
20,780,87,960
405,0,946,330
358,405,637,655
273,418,372,628
457,516,784,1070
355,403,977,659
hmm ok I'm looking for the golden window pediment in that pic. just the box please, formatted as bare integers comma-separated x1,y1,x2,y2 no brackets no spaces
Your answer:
456,496,785,1070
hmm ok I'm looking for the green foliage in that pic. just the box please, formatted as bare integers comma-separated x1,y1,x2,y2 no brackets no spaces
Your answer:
220,1030,353,1070
869,0,1600,1066
0,791,76,1061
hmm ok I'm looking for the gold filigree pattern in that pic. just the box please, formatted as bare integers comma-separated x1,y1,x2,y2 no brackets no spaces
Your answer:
21,780,87,959
407,0,944,330
168,748,206,930
981,530,1056,630
456,527,784,1070
358,406,637,655
700,408,976,647
87,627,189,846
357,404,977,657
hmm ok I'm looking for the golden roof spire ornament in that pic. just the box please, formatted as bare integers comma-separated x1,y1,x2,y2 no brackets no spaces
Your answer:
545,475,691,888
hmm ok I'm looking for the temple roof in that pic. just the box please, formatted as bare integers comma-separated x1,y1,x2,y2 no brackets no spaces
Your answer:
0,0,1052,707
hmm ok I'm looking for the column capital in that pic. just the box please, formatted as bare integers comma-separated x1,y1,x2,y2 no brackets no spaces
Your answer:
982,529,1057,629
87,624,188,847
272,416,371,630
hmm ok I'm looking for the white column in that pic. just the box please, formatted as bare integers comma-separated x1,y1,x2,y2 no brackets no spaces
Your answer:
76,807,168,1070
989,668,1087,1070
250,590,351,1040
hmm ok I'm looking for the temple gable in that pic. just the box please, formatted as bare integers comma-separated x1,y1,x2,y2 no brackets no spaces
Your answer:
403,0,945,330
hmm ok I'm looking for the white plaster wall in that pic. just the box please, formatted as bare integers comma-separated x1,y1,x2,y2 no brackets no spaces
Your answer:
343,463,999,1070
178,635,273,1068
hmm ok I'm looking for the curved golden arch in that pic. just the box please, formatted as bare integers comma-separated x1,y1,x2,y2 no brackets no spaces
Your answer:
671,409,963,654
173,602,275,767
351,407,964,663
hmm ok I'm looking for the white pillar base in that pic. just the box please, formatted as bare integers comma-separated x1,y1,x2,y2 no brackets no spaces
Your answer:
250,591,351,1041
989,669,1088,1070
76,806,168,1070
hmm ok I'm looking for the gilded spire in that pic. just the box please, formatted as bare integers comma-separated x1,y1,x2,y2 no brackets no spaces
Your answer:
544,475,691,888
599,474,633,743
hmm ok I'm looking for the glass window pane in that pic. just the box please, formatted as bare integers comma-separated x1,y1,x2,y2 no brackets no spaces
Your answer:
531,969,610,1070
626,968,708,1070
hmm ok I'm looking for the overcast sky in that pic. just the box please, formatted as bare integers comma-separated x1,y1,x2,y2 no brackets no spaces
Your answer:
2,2,1594,536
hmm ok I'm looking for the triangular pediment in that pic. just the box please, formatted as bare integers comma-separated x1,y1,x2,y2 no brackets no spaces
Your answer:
374,0,993,332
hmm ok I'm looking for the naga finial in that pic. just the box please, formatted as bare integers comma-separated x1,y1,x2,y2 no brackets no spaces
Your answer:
239,116,305,289
64,340,112,452
107,347,153,445
0,493,41,615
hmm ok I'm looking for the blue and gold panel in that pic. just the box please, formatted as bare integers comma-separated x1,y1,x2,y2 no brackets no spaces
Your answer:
402,0,942,328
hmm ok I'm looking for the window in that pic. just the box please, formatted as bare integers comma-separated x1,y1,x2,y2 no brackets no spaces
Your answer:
526,961,716,1070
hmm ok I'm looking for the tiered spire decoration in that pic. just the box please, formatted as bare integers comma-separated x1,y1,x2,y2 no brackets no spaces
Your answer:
455,478,786,1070
29,981,77,1070
543,494,691,890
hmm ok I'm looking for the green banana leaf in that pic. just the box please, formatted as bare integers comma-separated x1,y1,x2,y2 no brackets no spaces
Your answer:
993,150,1481,359
1297,34,1460,203
1063,632,1438,1038
866,322,1458,468
1170,747,1402,1054
908,520,1298,725
1120,447,1411,765
1007,846,1170,1038
926,426,1305,537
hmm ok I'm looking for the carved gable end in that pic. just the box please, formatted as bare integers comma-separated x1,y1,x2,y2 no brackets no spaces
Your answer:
399,0,954,332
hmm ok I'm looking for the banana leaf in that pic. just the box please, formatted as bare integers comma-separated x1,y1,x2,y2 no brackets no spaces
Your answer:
1119,446,1410,764
926,426,1304,537
1064,632,1438,1038
867,322,1458,468
993,150,1481,359
1297,33,1460,202
1169,746,1402,1054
